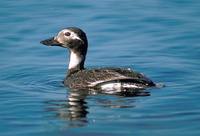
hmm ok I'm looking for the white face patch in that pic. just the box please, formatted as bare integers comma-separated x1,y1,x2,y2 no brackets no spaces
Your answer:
62,29,82,41
55,29,84,47
68,51,82,69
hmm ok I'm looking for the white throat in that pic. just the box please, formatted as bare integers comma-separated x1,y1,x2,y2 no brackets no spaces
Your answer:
68,51,82,69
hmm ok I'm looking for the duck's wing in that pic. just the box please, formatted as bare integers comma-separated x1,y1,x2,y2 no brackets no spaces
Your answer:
65,68,155,89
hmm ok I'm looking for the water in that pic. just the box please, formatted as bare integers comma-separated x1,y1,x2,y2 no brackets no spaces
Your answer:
0,0,200,135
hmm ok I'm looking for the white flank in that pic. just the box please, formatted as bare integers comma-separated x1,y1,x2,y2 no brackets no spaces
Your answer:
68,51,82,69
88,76,129,87
100,83,144,92
88,80,106,87
101,83,122,91
123,83,143,89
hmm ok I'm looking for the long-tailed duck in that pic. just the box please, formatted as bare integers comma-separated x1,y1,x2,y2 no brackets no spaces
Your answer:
40,27,155,91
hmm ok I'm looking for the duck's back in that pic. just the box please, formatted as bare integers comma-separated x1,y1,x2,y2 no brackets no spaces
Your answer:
64,68,155,90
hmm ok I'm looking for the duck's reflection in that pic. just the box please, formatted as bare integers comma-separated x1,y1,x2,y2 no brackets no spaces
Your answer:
67,89,88,121
45,89,89,127
45,88,150,127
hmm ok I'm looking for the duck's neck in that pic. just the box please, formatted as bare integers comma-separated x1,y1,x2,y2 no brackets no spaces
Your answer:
67,50,85,75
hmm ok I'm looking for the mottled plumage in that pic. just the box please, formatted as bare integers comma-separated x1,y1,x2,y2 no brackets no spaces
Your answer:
65,68,155,89
40,27,155,90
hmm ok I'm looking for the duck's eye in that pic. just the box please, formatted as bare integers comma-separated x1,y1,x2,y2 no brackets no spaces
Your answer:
64,32,71,36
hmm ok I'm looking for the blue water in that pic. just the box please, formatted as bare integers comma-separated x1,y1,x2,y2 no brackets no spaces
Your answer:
0,0,200,135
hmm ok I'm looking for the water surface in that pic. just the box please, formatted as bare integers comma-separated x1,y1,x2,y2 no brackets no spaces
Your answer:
0,0,200,136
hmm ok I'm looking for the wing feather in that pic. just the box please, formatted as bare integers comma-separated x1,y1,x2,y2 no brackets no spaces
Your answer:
65,68,155,88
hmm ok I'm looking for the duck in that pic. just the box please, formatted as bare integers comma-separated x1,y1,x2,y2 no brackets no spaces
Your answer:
40,27,155,91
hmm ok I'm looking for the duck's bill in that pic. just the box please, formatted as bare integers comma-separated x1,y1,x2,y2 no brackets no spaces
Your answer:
40,37,62,46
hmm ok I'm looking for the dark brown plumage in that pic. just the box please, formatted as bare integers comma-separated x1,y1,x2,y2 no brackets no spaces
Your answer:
65,68,155,89
40,27,156,90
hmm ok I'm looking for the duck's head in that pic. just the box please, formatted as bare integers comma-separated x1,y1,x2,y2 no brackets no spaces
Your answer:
41,27,88,72
40,27,88,54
